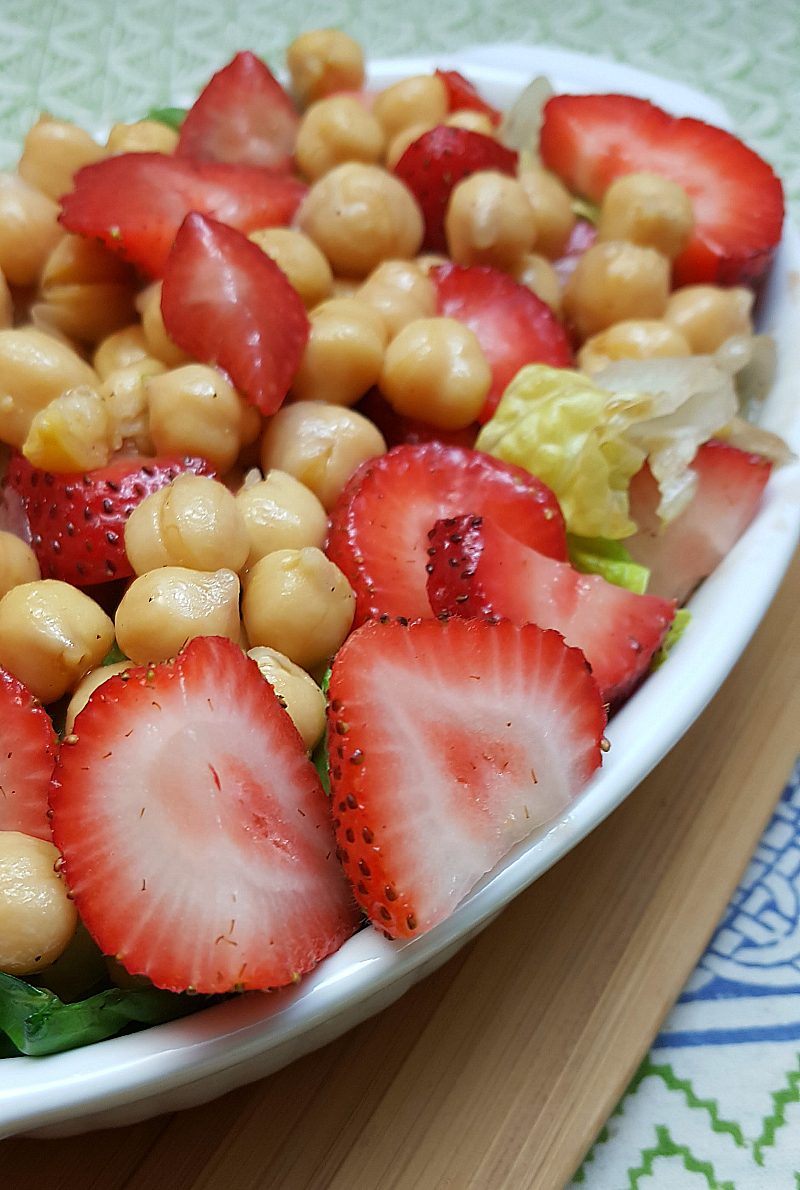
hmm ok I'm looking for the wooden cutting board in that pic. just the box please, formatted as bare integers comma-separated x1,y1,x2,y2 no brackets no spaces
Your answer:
5,548,800,1189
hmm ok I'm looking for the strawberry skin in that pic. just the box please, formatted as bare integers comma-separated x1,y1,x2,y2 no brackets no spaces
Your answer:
427,514,675,705
7,453,214,585
176,51,299,170
161,212,309,415
393,126,518,252
328,617,605,938
59,153,306,278
325,442,568,627
50,636,358,994
0,667,57,841
625,441,772,603
432,264,573,422
540,93,784,288
434,69,502,127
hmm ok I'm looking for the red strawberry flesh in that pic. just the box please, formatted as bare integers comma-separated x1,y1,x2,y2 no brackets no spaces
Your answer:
0,667,57,841
49,636,358,994
432,264,573,422
59,153,306,278
426,513,675,704
328,617,605,937
176,51,299,170
435,69,502,126
540,93,784,288
160,212,309,415
325,442,569,627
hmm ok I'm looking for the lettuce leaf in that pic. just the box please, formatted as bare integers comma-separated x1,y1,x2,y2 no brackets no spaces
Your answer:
650,608,691,670
145,106,187,132
0,971,201,1056
567,534,650,595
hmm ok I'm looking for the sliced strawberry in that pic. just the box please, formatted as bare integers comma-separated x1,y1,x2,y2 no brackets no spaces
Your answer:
427,513,675,705
49,636,358,994
7,453,214,585
356,388,479,450
176,51,299,170
434,69,502,127
0,667,57,841
59,153,306,277
432,263,573,422
325,442,568,628
393,126,517,252
625,441,772,603
328,617,605,938
540,93,784,288
161,212,309,415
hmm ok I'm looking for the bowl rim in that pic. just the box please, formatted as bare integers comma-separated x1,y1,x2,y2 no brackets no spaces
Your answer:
2,41,799,1140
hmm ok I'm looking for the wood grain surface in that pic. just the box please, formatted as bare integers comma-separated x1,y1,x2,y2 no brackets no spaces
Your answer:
5,549,799,1190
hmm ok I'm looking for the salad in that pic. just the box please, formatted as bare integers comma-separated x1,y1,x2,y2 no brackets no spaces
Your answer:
0,31,791,1058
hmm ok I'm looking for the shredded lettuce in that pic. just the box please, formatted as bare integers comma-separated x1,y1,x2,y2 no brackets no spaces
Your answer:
145,106,187,132
567,534,650,595
102,640,129,666
0,971,201,1056
312,668,331,795
650,608,691,670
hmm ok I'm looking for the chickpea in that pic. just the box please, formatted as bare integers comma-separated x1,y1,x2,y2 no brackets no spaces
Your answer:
0,832,77,977
664,284,754,354
563,241,671,341
296,95,385,182
247,646,326,749
0,172,64,287
578,319,692,375
260,400,386,511
445,171,537,271
115,567,240,665
446,110,495,136
0,328,99,449
356,259,436,338
18,115,105,202
248,227,333,309
373,74,448,141
597,173,694,260
513,253,562,315
93,325,150,380
65,661,129,733
35,232,137,346
146,364,253,473
0,269,12,330
236,469,328,573
296,163,424,279
106,119,179,155
330,277,361,300
415,252,449,275
286,29,365,108
0,531,40,599
380,317,491,430
124,473,249,576
0,580,114,704
40,232,133,287
384,122,434,171
100,357,164,455
517,166,576,260
22,385,113,473
242,547,355,672
291,297,387,407
137,281,192,368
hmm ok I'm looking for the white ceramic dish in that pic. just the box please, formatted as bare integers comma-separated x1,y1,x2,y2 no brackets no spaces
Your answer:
1,43,798,1141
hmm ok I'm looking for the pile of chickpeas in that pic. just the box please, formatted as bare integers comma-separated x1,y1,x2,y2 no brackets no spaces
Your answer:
0,28,759,984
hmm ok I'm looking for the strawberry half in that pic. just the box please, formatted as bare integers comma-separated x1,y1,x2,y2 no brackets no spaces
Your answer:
328,617,605,938
393,126,517,252
434,69,502,127
176,51,299,170
0,667,57,841
432,264,573,422
7,453,214,585
161,212,309,415
426,514,675,705
625,441,772,603
540,93,784,288
50,636,358,994
59,153,306,277
325,442,568,627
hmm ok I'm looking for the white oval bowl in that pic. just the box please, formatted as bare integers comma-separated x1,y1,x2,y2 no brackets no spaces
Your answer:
2,43,798,1140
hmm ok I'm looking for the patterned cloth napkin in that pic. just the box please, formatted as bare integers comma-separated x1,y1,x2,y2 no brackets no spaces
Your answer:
573,758,800,1188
